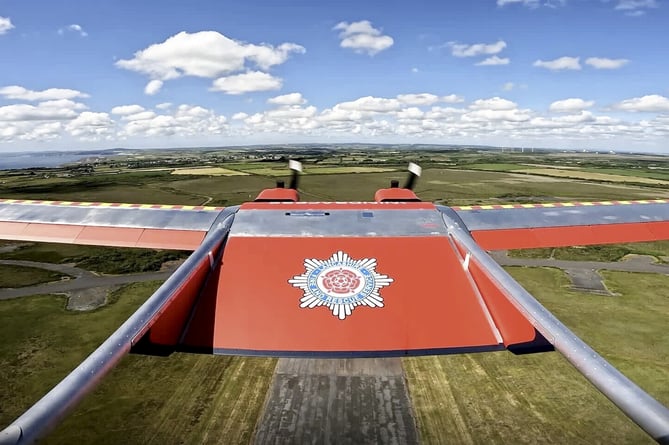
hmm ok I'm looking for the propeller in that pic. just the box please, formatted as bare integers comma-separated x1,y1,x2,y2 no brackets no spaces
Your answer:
288,160,303,190
403,162,422,190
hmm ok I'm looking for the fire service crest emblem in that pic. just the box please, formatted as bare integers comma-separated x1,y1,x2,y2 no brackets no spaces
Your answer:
288,251,394,320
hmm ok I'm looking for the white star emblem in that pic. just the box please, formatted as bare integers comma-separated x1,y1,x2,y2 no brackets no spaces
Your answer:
288,251,394,320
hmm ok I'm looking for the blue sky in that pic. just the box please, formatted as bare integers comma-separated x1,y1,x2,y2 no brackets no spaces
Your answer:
0,0,668,152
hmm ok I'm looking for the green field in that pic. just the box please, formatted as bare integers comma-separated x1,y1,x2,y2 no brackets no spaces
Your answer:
0,264,68,288
0,243,189,274
0,283,276,445
1,150,668,444
405,268,668,444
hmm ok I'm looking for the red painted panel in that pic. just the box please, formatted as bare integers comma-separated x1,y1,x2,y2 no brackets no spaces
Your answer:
180,263,223,351
374,188,421,202
22,223,84,243
147,255,213,346
254,188,299,202
467,259,536,347
136,229,206,250
210,236,501,354
0,221,205,250
0,221,29,238
649,222,669,239
75,226,144,248
472,221,669,250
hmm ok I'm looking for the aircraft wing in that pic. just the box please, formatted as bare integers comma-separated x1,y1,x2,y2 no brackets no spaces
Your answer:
0,198,222,250
1,190,669,443
453,199,669,250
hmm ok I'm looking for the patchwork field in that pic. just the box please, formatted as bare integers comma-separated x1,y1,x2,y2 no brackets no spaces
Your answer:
1,151,668,444
515,168,669,185
237,165,398,176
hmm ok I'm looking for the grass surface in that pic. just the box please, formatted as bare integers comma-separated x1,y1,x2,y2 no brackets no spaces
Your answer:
0,264,67,287
462,163,527,171
0,282,277,445
516,168,669,185
404,268,669,444
0,243,189,274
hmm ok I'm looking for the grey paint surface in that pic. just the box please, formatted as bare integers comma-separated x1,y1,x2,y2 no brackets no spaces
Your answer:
231,209,447,237
0,203,219,231
456,202,669,231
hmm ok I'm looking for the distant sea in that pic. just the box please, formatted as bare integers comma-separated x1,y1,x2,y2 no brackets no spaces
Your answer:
0,152,106,170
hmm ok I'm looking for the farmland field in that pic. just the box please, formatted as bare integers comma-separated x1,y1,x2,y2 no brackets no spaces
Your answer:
515,168,669,185
171,167,250,176
1,149,668,444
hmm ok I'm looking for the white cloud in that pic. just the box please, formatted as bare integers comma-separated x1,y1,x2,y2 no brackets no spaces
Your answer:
614,0,657,15
470,97,518,111
336,96,401,112
20,122,63,141
0,16,14,35
59,24,88,37
464,108,531,122
533,56,581,70
613,95,669,112
111,105,146,115
442,94,465,103
585,57,629,69
497,0,540,6
476,56,510,66
497,0,566,7
3,90,669,151
123,111,157,121
210,71,282,95
449,40,506,58
396,107,425,119
317,108,365,123
144,80,164,95
266,105,317,119
268,92,306,106
545,0,567,7
111,106,157,122
0,121,65,142
502,82,515,91
119,104,227,138
0,100,85,121
411,67,419,73
333,20,394,55
549,98,595,113
65,112,114,140
0,85,89,101
397,93,440,106
115,31,304,92
155,102,172,110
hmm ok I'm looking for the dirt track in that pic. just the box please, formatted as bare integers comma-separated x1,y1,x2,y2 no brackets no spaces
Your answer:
0,260,177,301
254,358,418,445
